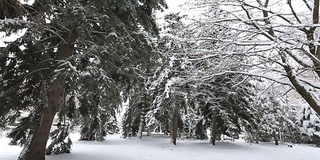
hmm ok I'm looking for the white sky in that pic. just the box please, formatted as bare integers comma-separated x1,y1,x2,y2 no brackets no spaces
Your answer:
166,0,186,11
156,0,188,22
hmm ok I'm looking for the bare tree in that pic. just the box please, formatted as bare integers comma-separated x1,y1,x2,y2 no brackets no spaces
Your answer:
185,0,320,115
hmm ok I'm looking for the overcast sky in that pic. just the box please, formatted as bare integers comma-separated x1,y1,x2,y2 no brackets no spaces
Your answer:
166,0,186,11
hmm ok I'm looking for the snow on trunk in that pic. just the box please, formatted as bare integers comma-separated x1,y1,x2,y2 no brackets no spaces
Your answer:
137,112,145,139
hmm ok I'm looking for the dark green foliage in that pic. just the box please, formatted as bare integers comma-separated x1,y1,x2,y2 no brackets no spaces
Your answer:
0,0,26,19
1,0,167,155
192,74,256,140
6,106,44,146
140,12,258,142
122,88,151,138
7,116,36,146
297,104,320,146
46,124,72,155
195,119,207,139
76,67,120,141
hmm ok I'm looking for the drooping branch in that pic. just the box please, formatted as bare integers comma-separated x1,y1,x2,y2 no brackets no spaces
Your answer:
202,71,293,88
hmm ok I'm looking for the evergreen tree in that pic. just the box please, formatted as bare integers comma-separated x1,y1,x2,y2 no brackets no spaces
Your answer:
148,11,258,145
241,83,301,145
121,87,150,138
298,103,320,147
192,74,257,145
76,67,121,141
252,96,292,145
0,0,167,159
45,123,72,155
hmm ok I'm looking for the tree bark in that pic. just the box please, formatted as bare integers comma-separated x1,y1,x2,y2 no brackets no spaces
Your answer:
137,112,144,139
210,110,218,145
281,56,320,115
289,0,320,115
18,36,75,160
171,101,180,145
310,0,320,78
164,118,169,135
273,131,279,146
19,75,65,160
195,119,206,139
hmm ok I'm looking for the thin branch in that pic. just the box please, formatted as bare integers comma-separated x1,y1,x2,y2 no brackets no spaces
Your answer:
44,26,67,44
241,1,294,25
283,49,314,68
302,0,312,11
24,67,51,78
231,76,250,88
203,71,294,88
298,48,320,66
257,0,275,37
287,0,302,24
258,81,276,99
298,77,320,89
281,88,293,97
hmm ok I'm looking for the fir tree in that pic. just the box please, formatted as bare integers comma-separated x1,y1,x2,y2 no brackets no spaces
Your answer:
298,103,320,147
0,0,167,160
148,11,258,145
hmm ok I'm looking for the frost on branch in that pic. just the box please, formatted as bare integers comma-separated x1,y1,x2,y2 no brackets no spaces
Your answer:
0,18,29,34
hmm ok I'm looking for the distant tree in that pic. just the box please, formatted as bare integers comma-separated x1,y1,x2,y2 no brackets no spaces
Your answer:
150,11,258,145
76,68,121,141
251,95,295,145
121,87,150,139
194,75,257,145
297,103,320,147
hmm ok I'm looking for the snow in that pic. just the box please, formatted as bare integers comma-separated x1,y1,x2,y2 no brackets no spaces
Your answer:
0,19,29,28
1,133,320,160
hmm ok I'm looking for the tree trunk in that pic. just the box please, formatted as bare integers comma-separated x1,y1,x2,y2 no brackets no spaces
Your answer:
273,131,279,146
147,129,151,136
281,56,320,115
164,118,169,135
137,112,144,139
18,77,65,160
283,0,320,116
210,111,218,145
171,101,180,145
255,132,260,144
258,0,320,116
18,36,75,160
195,120,205,139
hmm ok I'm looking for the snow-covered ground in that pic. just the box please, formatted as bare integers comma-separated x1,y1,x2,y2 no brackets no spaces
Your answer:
1,133,320,160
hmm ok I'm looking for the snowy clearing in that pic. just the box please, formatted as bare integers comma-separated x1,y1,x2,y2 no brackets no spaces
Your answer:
1,134,320,160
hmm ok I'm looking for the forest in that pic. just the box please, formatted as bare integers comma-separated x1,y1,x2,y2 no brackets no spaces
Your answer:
0,0,320,160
